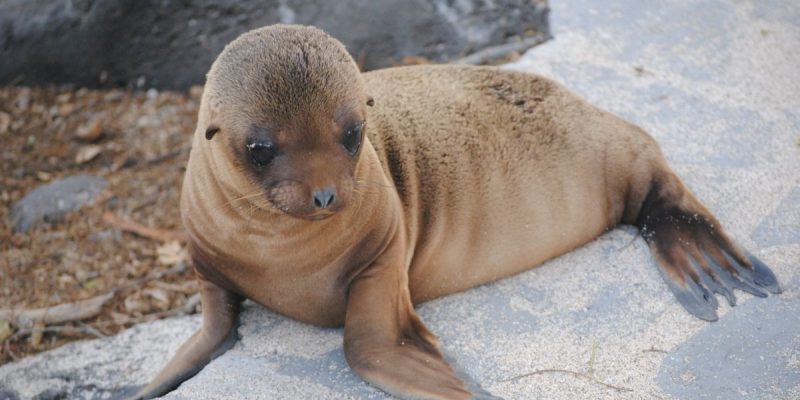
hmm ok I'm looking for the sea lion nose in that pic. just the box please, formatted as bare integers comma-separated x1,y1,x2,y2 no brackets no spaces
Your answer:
312,187,337,209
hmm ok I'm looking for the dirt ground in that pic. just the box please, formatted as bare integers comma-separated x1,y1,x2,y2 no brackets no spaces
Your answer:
0,85,202,364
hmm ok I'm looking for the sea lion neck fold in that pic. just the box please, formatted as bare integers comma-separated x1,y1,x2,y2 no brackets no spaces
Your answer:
182,131,397,269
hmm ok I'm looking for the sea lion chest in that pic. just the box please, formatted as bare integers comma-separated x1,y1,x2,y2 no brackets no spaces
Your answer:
182,180,392,326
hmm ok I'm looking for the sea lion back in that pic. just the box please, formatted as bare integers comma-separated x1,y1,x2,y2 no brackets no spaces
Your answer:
363,65,631,301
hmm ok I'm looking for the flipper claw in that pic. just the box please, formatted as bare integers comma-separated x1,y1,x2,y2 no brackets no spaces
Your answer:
663,271,718,321
746,252,782,294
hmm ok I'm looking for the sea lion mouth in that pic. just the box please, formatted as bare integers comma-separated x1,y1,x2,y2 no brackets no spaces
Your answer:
307,211,336,221
265,186,345,221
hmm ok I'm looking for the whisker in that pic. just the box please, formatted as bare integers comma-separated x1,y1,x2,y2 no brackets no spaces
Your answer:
223,191,266,206
214,190,269,214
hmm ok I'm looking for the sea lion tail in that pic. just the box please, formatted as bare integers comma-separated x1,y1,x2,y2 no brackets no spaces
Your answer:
634,173,781,321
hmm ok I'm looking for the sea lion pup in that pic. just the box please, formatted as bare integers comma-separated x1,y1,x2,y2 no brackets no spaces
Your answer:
130,25,781,399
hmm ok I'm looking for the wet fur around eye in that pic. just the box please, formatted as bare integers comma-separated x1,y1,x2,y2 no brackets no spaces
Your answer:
247,141,277,167
342,123,364,156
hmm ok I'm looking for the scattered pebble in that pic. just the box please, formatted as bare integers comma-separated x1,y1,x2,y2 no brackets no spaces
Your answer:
10,175,108,233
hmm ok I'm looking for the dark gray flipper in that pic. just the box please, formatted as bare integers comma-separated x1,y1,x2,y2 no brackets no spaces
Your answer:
655,263,719,321
745,252,782,294
635,178,781,321
690,255,735,307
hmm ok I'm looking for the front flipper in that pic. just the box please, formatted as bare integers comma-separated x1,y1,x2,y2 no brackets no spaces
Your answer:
344,250,473,400
126,270,242,399
636,176,781,321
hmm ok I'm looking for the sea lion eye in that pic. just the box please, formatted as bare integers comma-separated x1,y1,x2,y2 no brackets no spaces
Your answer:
247,141,277,167
342,123,363,156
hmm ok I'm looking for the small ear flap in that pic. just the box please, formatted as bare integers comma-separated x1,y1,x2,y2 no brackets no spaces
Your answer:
205,125,220,140
366,97,375,107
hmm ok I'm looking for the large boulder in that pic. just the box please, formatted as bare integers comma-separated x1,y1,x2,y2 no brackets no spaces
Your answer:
0,0,550,90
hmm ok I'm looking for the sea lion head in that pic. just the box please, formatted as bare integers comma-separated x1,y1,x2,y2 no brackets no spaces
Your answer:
200,25,372,220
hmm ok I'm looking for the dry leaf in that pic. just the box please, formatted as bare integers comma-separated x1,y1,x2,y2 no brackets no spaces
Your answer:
30,321,44,348
75,145,102,164
0,111,10,134
75,119,104,142
36,171,52,181
83,278,100,290
400,56,429,65
11,233,26,248
56,92,72,103
111,311,132,325
57,274,77,289
0,320,12,342
156,241,186,265
58,103,76,117
111,154,135,171
151,279,198,294
124,292,148,314
189,85,204,99
143,288,171,308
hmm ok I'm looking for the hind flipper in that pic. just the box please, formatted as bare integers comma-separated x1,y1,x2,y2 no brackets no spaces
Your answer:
636,177,781,321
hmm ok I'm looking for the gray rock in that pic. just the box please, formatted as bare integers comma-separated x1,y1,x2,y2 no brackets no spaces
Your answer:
10,175,107,233
0,316,201,400
0,0,549,90
0,389,19,400
752,187,800,247
658,287,800,400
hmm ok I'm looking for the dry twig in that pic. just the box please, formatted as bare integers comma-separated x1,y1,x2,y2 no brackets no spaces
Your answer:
500,368,633,393
8,324,107,340
0,293,114,329
452,33,550,65
4,337,18,361
110,262,188,295
104,293,201,326
102,211,186,243
642,346,669,354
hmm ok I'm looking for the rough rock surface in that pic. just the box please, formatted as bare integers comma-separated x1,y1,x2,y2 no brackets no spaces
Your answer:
10,175,107,233
0,0,549,90
1,0,799,399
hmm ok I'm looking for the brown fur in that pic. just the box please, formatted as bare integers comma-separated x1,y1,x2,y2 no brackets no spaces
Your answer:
130,25,780,400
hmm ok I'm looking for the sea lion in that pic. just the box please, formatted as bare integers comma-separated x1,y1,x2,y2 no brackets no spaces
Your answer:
130,25,781,399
